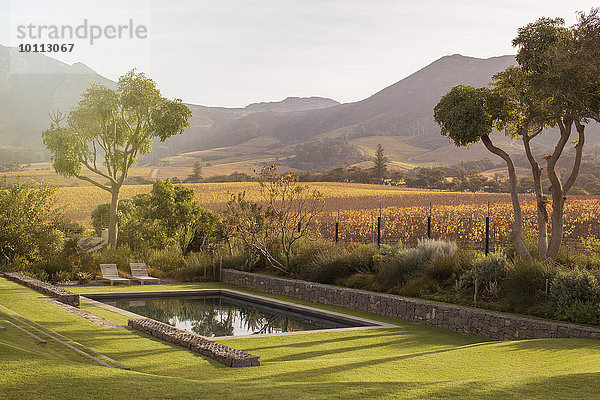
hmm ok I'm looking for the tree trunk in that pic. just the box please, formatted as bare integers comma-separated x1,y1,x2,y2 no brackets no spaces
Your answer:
481,134,530,259
108,187,120,247
523,134,549,260
546,120,584,260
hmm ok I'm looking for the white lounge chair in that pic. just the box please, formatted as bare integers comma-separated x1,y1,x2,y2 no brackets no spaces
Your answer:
98,264,131,286
127,263,160,285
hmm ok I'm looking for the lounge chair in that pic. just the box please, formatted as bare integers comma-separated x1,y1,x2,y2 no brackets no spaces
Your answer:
98,264,131,286
127,263,160,285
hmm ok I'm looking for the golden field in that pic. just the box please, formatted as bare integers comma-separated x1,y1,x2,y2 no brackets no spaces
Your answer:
52,181,600,249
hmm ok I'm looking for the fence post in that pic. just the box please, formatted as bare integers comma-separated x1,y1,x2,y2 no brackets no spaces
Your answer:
545,278,549,302
474,278,478,307
335,221,339,243
427,201,432,239
377,216,381,248
485,201,490,255
427,215,431,239
485,216,490,255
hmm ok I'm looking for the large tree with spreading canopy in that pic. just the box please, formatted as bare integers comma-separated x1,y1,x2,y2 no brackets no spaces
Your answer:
43,70,192,246
434,9,599,261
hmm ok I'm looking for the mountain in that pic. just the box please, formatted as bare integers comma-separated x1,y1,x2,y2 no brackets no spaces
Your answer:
0,44,116,149
3,48,598,175
245,97,339,113
173,55,519,152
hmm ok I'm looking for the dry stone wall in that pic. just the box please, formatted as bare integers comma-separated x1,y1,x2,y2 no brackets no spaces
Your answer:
222,269,600,341
128,318,260,367
3,272,80,307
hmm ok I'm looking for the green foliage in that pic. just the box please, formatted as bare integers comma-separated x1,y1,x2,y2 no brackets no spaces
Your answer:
551,268,600,309
91,180,219,253
555,300,600,325
42,69,192,246
289,239,378,284
340,273,385,291
424,254,463,283
434,85,509,147
75,271,94,285
373,143,389,180
91,198,138,233
378,239,457,289
147,246,185,277
52,270,72,284
90,244,136,274
176,252,215,281
504,258,555,313
0,178,64,268
43,70,191,181
397,276,440,297
472,253,510,286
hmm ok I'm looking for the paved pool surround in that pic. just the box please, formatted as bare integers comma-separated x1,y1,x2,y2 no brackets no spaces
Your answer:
3,272,80,307
221,269,600,341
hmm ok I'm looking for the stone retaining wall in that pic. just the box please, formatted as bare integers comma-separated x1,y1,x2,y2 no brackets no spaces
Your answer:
128,318,260,367
222,269,600,341
3,272,80,307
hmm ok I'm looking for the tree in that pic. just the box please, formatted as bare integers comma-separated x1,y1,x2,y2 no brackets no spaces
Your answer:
434,85,531,258
491,66,554,260
91,179,218,252
42,70,192,247
186,161,203,183
223,164,323,275
0,178,63,267
373,143,389,181
434,9,600,261
511,10,600,260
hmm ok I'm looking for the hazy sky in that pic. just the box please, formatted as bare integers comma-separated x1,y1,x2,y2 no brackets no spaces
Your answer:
1,0,598,107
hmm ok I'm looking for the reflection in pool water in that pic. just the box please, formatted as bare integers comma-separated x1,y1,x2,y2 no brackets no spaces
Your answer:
107,296,357,337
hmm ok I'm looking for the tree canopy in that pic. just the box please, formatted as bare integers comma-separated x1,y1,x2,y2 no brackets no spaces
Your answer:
43,70,192,246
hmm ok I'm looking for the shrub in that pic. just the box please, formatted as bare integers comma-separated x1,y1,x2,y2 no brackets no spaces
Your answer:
397,276,440,297
378,239,457,290
33,255,75,278
551,268,600,309
221,251,260,272
416,239,457,261
176,252,215,281
504,258,555,308
52,270,72,283
341,273,385,291
290,240,378,284
555,300,600,325
147,246,185,277
88,245,136,274
75,271,94,285
423,252,469,283
0,178,64,268
472,253,510,286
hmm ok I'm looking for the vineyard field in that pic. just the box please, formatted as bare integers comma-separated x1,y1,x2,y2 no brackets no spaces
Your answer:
54,182,600,249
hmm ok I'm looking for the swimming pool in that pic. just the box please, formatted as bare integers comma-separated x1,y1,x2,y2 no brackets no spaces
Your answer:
84,289,390,338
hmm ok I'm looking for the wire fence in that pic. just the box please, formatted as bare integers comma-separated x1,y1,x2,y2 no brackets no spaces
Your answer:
308,206,600,254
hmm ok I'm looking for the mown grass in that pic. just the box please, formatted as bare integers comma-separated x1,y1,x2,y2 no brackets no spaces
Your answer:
2,277,600,399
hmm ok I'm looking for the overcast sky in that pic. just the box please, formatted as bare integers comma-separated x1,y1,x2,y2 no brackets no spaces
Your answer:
1,0,598,107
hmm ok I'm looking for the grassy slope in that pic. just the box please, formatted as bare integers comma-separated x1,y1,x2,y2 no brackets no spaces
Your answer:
2,278,600,399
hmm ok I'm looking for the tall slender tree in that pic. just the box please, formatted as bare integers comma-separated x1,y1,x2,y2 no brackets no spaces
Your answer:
373,143,389,181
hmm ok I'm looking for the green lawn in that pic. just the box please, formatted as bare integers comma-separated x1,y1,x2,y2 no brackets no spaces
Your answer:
1,278,600,399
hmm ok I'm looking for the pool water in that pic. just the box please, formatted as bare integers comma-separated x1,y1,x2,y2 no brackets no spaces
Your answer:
106,295,361,337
